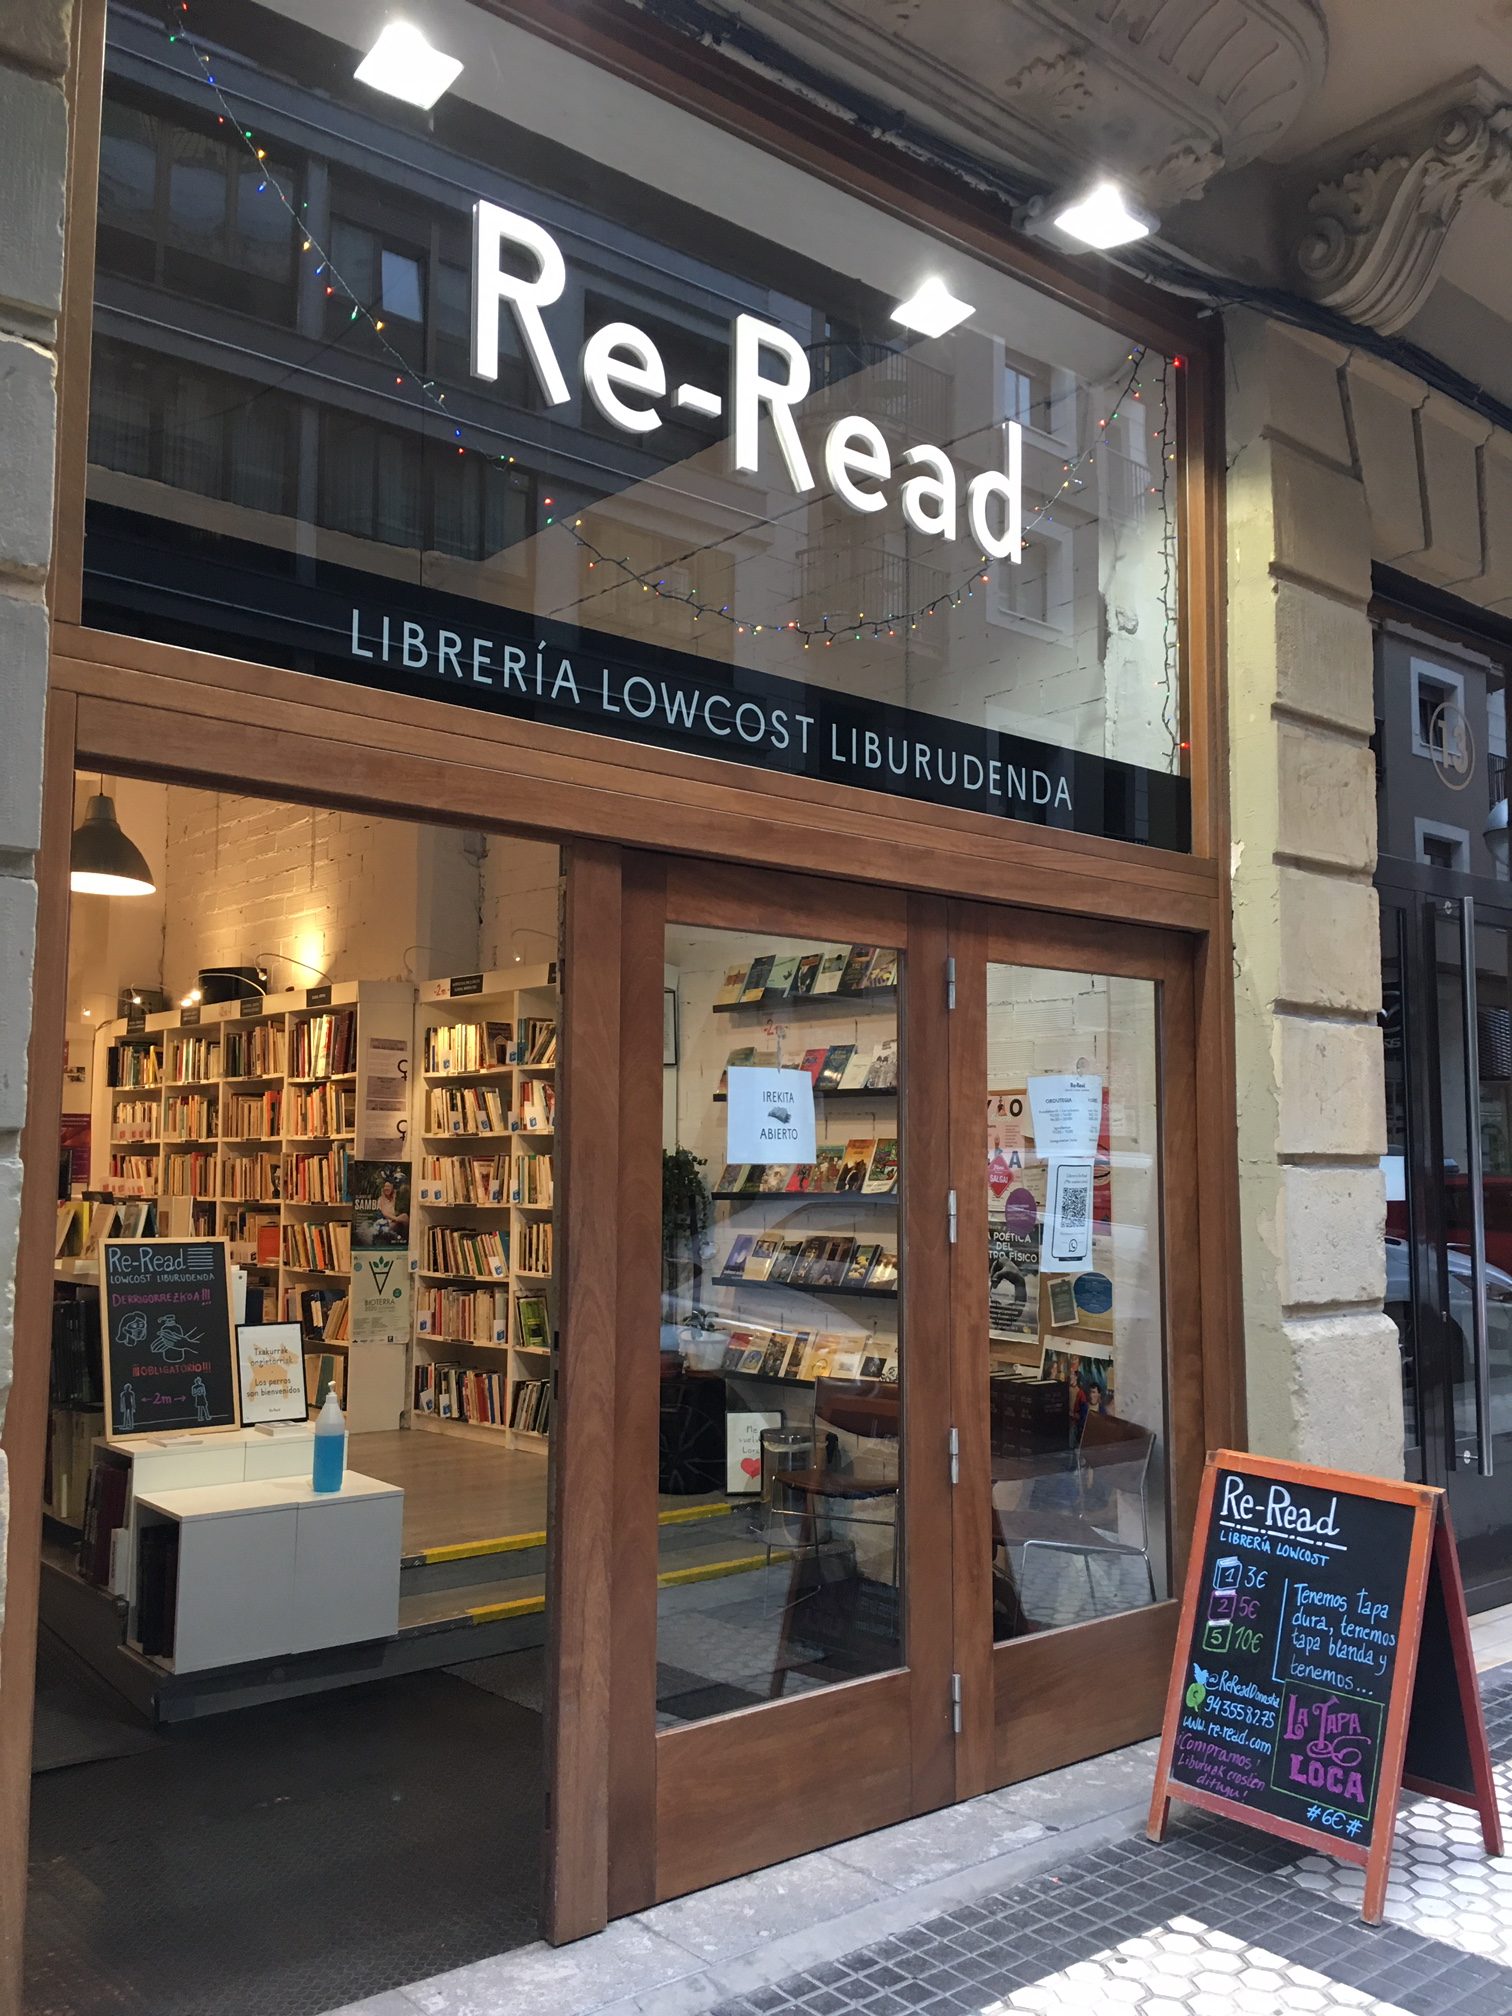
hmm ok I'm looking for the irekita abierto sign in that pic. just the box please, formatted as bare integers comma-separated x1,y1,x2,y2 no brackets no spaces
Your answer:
470,200,1023,563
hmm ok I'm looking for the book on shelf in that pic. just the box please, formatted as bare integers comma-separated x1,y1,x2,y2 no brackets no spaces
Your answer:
814,1236,855,1287
716,1045,759,1095
223,1022,286,1078
415,1361,507,1426
799,1047,829,1084
515,1294,550,1352
844,1242,883,1287
425,1020,512,1074
222,1088,282,1139
739,955,775,1003
256,1222,282,1265
863,1139,900,1194
427,1083,509,1135
510,1377,551,1434
713,962,750,1009
714,1162,749,1194
282,1219,352,1272
814,1045,855,1092
222,1150,282,1202
839,946,879,993
866,948,901,991
516,1219,553,1274
168,1034,221,1083
163,1093,218,1141
283,1146,350,1203
864,1039,899,1090
80,1202,120,1261
836,1049,872,1091
417,1154,509,1206
290,1010,356,1078
830,1345,866,1379
518,1019,557,1066
117,1199,154,1238
836,1138,876,1192
111,1098,159,1142
868,1250,899,1290
287,1082,356,1137
721,1335,748,1372
723,1233,755,1277
757,1163,792,1194
743,1233,784,1281
812,948,848,995
737,1164,766,1194
512,1151,554,1206
809,1145,845,1191
791,952,823,997
517,1077,555,1131
416,1283,507,1343
306,1347,348,1407
108,1042,161,1089
163,1149,217,1197
737,1342,767,1372
770,1240,803,1284
764,954,800,999
760,1331,793,1377
424,1224,508,1279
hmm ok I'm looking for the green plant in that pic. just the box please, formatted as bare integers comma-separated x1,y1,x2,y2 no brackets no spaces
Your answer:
662,1147,711,1288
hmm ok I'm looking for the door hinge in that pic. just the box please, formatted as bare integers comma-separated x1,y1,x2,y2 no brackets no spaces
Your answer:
951,1672,963,1735
948,1425,960,1486
947,1189,958,1243
946,955,957,1011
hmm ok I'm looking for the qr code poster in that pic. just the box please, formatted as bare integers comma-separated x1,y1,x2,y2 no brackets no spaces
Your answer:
1040,1157,1094,1272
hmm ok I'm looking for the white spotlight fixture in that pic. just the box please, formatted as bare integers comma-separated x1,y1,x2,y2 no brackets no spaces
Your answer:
354,22,463,110
890,276,974,340
1048,179,1156,252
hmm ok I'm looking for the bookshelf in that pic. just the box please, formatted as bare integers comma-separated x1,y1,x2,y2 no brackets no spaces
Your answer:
407,964,558,1447
89,979,414,1430
674,939,902,1396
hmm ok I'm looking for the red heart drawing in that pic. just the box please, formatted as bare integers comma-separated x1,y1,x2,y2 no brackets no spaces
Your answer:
740,1456,761,1477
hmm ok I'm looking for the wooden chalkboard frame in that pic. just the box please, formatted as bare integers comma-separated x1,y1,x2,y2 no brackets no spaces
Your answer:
100,1235,241,1438
1148,1450,1501,1924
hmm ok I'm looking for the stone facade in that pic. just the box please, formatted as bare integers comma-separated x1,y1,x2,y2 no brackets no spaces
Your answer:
1226,309,1512,1474
0,0,70,1663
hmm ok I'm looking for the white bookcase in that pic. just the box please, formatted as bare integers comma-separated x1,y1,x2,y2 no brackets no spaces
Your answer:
90,979,414,1431
407,963,557,1447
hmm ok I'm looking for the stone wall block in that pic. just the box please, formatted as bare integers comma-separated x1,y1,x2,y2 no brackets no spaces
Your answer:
0,0,71,77
0,879,37,1131
1274,720,1376,872
1478,431,1512,613
1346,354,1428,564
1271,577,1376,736
1417,394,1491,588
1275,1015,1385,1160
1276,1162,1386,1309
1225,310,1353,471
0,592,47,853
1248,1309,1404,1475
0,334,55,576
1267,441,1373,603
0,65,66,320
1274,868,1380,1015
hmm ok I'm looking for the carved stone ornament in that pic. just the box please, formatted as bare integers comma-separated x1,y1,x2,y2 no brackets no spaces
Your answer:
732,0,1326,208
1297,84,1512,334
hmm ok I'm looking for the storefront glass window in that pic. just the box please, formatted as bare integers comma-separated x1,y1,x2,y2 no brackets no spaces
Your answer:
984,966,1168,1637
86,0,1187,849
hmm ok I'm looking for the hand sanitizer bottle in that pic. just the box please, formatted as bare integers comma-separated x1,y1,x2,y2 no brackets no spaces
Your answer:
313,1386,347,1493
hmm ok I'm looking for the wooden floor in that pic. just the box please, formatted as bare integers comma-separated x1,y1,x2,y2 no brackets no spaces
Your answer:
350,1429,550,1556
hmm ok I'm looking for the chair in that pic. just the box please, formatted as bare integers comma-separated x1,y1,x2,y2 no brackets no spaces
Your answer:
767,1378,902,1695
991,1409,1157,1633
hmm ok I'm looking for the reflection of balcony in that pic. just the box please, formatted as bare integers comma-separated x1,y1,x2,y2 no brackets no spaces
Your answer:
797,541,952,639
1099,445,1151,527
806,340,950,444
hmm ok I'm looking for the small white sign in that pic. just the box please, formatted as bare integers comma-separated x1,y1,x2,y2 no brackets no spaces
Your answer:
1040,1158,1095,1273
727,1410,781,1495
726,1067,816,1165
235,1322,308,1425
1028,1073,1101,1158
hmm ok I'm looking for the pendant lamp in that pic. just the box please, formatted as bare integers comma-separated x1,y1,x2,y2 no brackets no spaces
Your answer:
70,789,156,897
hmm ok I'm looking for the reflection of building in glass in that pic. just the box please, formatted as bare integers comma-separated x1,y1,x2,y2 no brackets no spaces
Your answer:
86,2,1182,789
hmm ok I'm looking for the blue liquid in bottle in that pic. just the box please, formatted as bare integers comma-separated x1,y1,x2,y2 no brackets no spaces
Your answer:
313,1387,347,1493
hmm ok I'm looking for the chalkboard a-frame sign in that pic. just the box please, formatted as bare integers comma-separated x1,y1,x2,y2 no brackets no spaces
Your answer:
100,1236,240,1437
1148,1451,1502,1923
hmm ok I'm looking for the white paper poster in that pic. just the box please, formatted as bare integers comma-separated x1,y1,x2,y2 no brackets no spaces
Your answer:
349,1248,413,1345
726,1067,817,1165
726,1410,782,1494
1028,1074,1102,1158
235,1321,308,1425
1040,1158,1095,1272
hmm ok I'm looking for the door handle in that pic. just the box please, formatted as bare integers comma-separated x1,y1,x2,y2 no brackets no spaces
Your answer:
1460,896,1494,1478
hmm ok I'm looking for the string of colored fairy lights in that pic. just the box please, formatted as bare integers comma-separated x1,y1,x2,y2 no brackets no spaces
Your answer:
156,0,1181,680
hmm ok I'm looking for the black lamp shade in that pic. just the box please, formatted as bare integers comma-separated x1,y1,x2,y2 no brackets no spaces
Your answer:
69,794,156,896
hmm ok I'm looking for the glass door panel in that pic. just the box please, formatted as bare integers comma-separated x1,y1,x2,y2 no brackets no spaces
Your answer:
658,926,903,1720
983,964,1168,1641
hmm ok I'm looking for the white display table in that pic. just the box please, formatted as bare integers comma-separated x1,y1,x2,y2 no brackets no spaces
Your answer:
130,1470,402,1673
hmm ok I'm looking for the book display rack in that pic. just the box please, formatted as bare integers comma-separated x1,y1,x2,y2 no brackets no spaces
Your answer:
90,981,414,1425
407,964,558,1446
680,941,901,1394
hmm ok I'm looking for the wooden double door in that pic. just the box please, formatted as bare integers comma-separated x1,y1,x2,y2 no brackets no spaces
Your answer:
557,851,1208,1923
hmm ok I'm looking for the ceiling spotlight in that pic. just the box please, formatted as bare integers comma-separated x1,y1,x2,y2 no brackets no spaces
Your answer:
70,792,156,897
1047,179,1156,252
890,277,974,340
354,22,463,110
